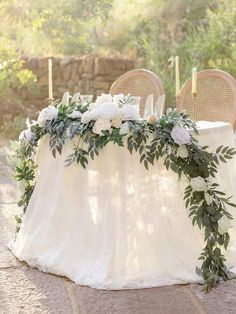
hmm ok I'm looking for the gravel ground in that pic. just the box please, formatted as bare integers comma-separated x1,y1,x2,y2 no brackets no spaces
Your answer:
1,140,236,314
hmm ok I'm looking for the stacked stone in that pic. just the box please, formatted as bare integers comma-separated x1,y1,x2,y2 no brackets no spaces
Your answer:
20,55,135,107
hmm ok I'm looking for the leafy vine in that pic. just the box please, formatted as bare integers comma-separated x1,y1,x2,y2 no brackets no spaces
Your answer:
10,95,236,290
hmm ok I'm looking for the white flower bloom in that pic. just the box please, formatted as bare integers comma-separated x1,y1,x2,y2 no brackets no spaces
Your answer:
111,117,123,128
190,176,208,192
92,119,112,135
113,94,125,106
119,121,130,135
122,104,140,120
218,216,232,234
37,106,58,127
19,129,34,143
177,145,188,159
69,111,82,119
95,93,113,105
204,192,214,205
81,111,92,124
98,102,121,119
171,125,191,145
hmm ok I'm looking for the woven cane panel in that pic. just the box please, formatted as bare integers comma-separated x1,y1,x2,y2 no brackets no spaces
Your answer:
180,77,235,125
110,73,163,117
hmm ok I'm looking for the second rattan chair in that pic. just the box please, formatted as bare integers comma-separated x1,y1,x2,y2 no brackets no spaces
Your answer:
109,69,165,117
177,69,236,128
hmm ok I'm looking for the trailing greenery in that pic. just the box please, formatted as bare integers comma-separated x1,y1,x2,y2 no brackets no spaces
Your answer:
10,95,236,291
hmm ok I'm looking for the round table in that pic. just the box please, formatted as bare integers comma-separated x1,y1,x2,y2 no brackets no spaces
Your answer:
10,121,236,289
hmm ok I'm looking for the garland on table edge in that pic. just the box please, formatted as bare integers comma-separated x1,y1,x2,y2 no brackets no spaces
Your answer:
10,92,236,291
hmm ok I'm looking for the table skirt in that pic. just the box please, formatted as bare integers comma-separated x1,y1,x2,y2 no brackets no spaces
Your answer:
9,121,236,289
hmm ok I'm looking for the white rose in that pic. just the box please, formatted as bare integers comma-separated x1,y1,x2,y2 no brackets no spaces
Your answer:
81,111,92,124
171,125,191,145
92,119,112,135
204,192,214,205
190,176,208,192
122,104,140,120
37,106,58,127
218,216,232,234
95,102,121,120
19,129,34,143
177,145,188,158
119,121,130,135
69,111,82,119
95,93,113,105
111,117,123,128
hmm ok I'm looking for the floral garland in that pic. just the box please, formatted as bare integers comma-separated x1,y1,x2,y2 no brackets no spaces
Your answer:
11,92,236,291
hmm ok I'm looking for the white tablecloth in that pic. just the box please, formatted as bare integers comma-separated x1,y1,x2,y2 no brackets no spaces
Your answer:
10,121,236,289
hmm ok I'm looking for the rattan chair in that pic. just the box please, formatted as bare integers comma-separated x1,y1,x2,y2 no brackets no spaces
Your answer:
109,69,165,117
178,69,236,128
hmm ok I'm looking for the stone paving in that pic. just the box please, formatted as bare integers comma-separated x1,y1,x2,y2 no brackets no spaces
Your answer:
1,140,236,314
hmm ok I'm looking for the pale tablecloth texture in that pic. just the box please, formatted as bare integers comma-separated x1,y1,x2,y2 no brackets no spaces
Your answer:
10,121,236,289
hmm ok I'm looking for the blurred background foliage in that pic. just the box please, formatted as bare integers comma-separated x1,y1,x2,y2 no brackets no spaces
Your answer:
0,0,235,135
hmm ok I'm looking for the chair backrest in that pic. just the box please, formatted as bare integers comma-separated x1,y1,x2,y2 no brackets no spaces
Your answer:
178,69,236,127
109,69,165,117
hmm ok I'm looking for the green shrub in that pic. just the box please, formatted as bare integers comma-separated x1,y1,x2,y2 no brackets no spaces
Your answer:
0,39,36,94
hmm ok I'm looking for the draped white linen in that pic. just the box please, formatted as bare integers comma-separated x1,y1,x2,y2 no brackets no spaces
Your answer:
10,121,236,289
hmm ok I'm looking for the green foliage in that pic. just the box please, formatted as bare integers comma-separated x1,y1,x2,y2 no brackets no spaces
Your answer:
0,0,235,104
0,0,114,55
10,94,236,290
193,1,236,69
122,0,236,104
0,39,36,93
2,0,235,106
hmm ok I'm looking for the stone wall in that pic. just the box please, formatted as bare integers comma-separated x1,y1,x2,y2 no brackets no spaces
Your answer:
20,55,136,108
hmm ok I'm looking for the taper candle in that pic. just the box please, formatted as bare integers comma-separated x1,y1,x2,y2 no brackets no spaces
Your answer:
48,59,53,99
175,56,180,97
192,67,197,97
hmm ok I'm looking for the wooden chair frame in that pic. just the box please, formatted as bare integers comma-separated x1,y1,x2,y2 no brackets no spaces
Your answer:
110,69,165,117
178,69,236,128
